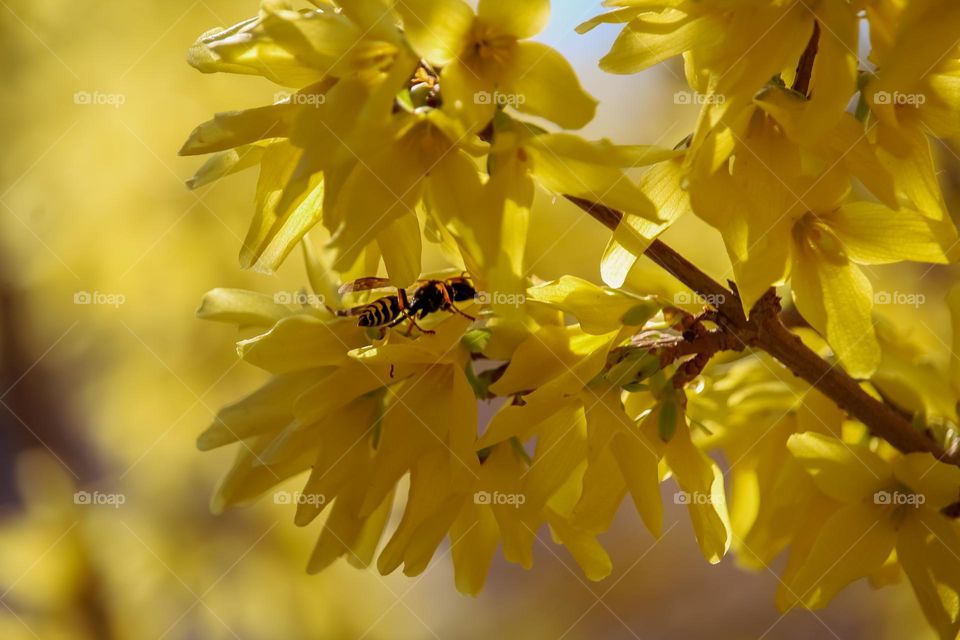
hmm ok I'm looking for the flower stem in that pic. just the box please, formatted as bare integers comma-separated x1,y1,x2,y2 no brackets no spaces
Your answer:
565,195,957,465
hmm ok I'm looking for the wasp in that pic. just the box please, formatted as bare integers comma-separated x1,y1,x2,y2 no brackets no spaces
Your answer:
332,275,477,334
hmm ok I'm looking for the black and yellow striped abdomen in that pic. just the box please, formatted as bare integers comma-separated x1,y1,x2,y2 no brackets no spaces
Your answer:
357,296,402,327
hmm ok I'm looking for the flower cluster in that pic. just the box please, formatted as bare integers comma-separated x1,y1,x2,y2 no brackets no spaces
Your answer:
183,1,960,636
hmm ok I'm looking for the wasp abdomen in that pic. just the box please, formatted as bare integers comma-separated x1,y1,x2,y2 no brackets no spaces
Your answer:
358,296,402,327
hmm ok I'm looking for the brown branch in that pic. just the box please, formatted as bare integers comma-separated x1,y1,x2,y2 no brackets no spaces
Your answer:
792,21,820,97
565,195,956,464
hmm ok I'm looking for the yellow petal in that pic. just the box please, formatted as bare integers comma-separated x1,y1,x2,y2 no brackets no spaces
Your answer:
237,316,365,373
502,42,597,129
830,202,950,265
572,445,628,533
611,428,663,538
787,432,891,503
188,19,327,86
394,0,475,66
378,451,470,576
297,398,382,526
481,443,538,569
487,326,580,396
253,175,326,273
210,431,317,513
546,510,613,581
662,420,731,563
949,283,960,398
477,397,574,449
438,60,496,134
521,404,588,512
600,10,716,75
525,134,658,221
880,129,948,220
198,370,324,450
526,275,659,334
477,0,548,39
180,104,295,156
601,157,691,288
781,502,896,609
377,213,422,286
450,503,500,595
791,238,880,378
893,454,960,511
327,135,426,270
293,360,412,425
798,3,858,141
196,288,293,326
186,141,275,190
897,510,960,640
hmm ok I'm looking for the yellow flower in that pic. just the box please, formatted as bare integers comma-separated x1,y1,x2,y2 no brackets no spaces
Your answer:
480,277,732,563
859,1,960,222
786,432,960,640
188,0,401,85
690,93,951,378
685,333,846,569
863,0,960,150
581,0,860,140
396,0,597,132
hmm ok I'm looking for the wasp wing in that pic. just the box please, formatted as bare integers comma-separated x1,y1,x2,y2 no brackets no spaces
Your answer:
338,277,393,295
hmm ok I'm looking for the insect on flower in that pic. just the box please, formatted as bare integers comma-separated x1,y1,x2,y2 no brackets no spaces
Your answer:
331,275,477,334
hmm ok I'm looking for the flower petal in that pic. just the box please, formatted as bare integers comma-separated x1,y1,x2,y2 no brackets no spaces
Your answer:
525,134,658,222
662,418,731,563
198,369,326,450
180,104,295,156
377,212,423,286
787,432,891,504
830,202,951,265
196,288,294,326
893,454,960,511
450,503,500,595
394,0,475,66
526,275,659,334
238,316,365,373
599,10,715,75
477,0,549,39
502,42,597,130
780,502,896,609
897,510,960,640
791,239,880,378
601,158,691,288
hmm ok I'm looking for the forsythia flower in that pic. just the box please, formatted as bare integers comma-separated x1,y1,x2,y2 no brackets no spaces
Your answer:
785,432,960,639
186,2,960,637
395,0,597,132
584,1,960,380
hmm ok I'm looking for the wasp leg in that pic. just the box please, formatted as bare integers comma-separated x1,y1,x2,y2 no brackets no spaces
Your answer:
406,315,435,335
386,310,435,336
447,304,475,321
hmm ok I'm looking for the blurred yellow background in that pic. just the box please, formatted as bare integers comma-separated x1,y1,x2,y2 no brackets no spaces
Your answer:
0,1,943,638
